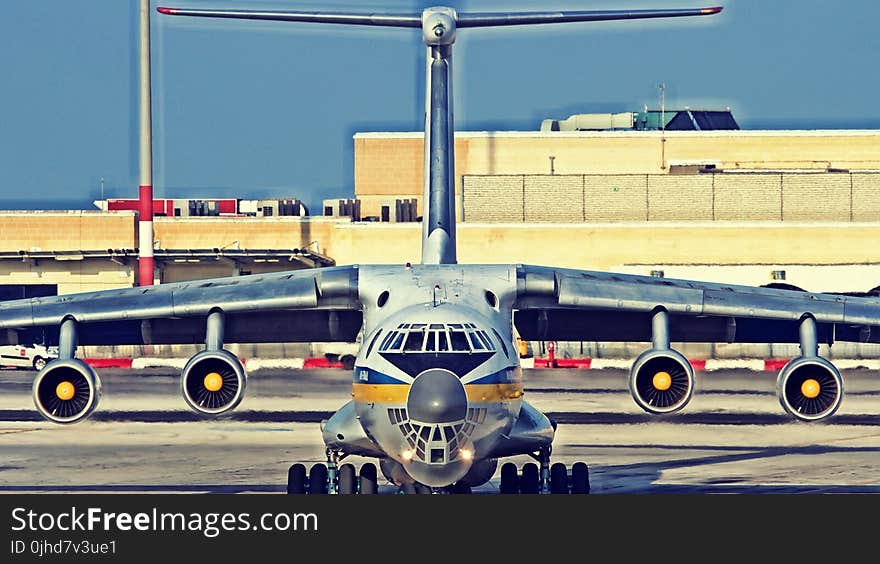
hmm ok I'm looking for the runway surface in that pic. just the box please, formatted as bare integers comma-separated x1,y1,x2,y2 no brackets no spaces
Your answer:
1,367,877,493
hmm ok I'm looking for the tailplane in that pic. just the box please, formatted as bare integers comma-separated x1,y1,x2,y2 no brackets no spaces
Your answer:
157,5,723,264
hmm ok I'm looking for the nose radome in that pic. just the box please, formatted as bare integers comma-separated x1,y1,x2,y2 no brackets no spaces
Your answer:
407,369,467,423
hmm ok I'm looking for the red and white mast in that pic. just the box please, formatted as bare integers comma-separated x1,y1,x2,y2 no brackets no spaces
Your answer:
138,0,155,286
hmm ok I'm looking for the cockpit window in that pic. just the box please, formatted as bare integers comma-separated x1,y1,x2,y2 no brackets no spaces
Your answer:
366,329,383,357
379,323,497,354
404,331,423,351
492,328,509,359
449,330,469,351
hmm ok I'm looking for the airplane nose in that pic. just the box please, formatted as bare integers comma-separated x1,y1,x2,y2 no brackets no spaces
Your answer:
407,369,467,423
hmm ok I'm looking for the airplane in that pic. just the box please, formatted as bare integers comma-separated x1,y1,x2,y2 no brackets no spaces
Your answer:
3,3,871,495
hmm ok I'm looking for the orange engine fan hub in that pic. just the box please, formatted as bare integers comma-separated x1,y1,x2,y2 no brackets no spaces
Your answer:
55,381,76,401
652,371,673,391
801,378,821,399
203,372,224,392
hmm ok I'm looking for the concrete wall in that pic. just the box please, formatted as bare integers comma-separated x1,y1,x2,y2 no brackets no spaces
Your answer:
0,211,136,252
461,172,880,223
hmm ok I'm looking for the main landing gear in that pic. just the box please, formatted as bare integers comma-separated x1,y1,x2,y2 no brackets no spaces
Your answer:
498,447,590,494
286,448,590,494
287,449,378,495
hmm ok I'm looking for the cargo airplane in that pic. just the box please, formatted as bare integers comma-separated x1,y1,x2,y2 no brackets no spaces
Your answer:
5,4,869,494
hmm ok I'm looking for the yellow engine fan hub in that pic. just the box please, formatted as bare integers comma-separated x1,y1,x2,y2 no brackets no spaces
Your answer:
801,378,821,399
203,372,224,392
55,381,76,401
652,371,673,391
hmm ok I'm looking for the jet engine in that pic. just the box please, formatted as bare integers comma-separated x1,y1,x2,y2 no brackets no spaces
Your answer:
181,349,247,415
776,356,843,421
32,359,102,424
629,348,694,415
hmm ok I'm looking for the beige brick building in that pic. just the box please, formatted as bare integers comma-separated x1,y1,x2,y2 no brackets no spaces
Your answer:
353,129,880,220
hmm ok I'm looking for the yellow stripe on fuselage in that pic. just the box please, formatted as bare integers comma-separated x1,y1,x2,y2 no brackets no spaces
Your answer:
351,383,523,403
352,384,410,403
465,384,523,402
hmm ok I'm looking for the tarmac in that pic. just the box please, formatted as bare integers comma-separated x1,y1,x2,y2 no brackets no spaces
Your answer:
0,367,877,493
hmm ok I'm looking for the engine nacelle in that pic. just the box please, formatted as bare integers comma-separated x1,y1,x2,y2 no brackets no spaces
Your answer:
181,349,247,416
32,359,102,424
776,356,843,421
629,348,695,415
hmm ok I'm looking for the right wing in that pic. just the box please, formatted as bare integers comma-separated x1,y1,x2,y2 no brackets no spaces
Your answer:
0,265,362,346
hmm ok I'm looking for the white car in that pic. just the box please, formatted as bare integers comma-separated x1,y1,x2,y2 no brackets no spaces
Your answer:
0,344,59,371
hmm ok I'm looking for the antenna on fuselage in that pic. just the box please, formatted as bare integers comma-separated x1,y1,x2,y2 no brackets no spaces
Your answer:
156,5,723,265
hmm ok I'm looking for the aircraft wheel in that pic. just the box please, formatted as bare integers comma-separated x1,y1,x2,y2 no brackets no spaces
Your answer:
519,462,539,494
308,463,329,495
450,482,472,494
571,462,590,494
499,462,519,494
414,483,432,494
338,463,357,494
359,463,378,495
286,463,307,494
401,481,416,494
550,462,569,494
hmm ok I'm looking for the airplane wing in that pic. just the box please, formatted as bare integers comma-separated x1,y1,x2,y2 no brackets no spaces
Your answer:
513,264,880,345
0,265,361,346
513,264,879,420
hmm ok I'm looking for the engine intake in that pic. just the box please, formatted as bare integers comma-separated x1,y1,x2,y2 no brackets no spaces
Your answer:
32,359,101,424
629,349,694,415
776,357,843,422
181,349,247,415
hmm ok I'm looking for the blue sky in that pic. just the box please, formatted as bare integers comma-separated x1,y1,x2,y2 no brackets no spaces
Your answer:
1,0,878,214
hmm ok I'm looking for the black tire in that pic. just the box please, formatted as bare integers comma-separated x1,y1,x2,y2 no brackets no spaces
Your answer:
450,482,472,494
32,356,47,371
308,463,329,495
550,462,569,494
499,462,519,494
571,462,590,494
519,462,539,494
359,463,378,495
287,463,307,494
401,481,418,494
338,463,357,494
340,354,356,370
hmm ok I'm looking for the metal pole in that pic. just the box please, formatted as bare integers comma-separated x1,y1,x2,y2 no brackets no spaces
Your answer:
138,0,155,286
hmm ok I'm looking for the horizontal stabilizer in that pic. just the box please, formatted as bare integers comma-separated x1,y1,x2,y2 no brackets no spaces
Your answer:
457,7,722,27
156,7,422,27
156,6,722,28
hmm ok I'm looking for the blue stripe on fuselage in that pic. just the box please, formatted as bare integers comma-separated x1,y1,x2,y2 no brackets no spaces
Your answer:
353,367,408,384
469,367,520,385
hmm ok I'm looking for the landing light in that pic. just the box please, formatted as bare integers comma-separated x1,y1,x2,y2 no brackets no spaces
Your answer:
401,449,414,461
460,448,473,461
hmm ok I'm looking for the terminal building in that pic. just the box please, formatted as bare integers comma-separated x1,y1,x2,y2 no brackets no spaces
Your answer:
4,114,880,359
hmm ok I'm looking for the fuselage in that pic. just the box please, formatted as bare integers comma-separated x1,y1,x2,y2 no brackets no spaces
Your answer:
324,264,549,488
